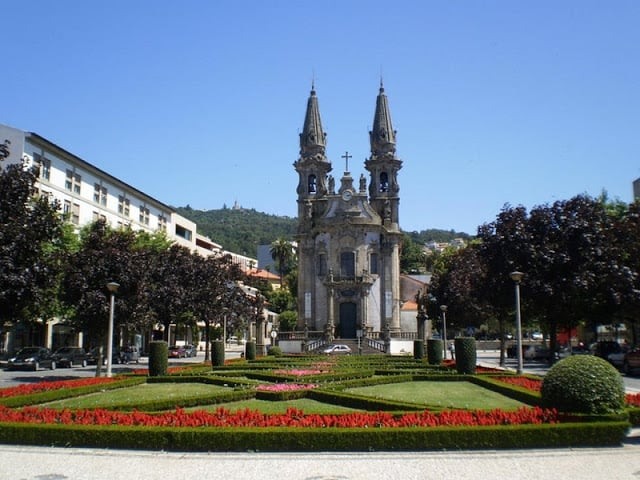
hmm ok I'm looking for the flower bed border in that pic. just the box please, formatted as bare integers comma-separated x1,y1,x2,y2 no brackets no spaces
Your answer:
0,421,628,451
0,355,635,451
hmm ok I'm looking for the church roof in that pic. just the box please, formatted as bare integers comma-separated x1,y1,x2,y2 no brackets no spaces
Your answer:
299,84,328,161
369,82,397,157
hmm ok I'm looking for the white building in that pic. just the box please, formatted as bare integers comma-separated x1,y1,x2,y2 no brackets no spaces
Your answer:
0,123,257,351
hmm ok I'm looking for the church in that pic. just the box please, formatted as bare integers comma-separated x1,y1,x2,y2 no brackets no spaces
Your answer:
294,83,406,347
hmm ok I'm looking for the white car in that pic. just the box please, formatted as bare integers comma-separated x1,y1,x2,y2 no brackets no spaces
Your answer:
322,344,352,355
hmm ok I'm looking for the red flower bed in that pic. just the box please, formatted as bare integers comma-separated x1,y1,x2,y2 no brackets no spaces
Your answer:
0,405,558,428
626,393,640,407
494,376,542,392
0,377,119,399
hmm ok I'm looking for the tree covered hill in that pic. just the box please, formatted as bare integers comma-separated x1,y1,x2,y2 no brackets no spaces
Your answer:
176,206,471,258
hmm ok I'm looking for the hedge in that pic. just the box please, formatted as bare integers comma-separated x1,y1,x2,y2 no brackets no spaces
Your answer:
0,421,628,451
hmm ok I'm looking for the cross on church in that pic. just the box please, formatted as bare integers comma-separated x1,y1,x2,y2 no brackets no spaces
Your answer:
341,151,352,172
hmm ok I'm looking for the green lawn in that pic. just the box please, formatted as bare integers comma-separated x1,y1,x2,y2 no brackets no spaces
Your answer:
191,398,362,414
345,381,527,410
44,383,230,409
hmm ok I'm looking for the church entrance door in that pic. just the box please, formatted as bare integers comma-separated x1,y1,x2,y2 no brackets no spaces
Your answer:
339,302,357,338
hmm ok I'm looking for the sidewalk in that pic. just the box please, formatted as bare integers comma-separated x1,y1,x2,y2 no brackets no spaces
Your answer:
1,443,639,480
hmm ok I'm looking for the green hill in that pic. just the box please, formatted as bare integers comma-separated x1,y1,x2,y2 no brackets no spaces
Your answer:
176,206,297,257
176,206,471,259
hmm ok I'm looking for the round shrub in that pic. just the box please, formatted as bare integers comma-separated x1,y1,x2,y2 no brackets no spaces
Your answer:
454,337,476,374
148,341,168,377
267,346,283,356
426,339,443,365
413,340,424,359
211,340,225,367
541,354,625,414
245,341,256,360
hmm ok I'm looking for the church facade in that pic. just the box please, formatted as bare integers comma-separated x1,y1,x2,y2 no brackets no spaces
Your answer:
294,84,403,341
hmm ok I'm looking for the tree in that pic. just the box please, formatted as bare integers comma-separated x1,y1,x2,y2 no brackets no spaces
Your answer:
0,145,64,332
400,234,427,273
270,238,295,287
61,221,143,374
476,205,533,365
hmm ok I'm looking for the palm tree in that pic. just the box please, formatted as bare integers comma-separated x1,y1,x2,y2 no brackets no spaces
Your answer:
270,238,294,287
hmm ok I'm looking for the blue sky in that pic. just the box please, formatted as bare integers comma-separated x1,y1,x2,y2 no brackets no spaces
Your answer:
3,1,639,235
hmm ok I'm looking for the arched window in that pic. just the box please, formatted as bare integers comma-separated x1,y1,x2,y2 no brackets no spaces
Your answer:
308,174,317,194
379,172,389,192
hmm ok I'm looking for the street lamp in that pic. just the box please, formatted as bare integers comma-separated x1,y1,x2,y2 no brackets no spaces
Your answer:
510,271,524,374
106,281,120,378
440,305,448,359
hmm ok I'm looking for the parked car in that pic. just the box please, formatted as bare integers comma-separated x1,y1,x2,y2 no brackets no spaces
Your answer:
227,336,239,345
183,345,197,357
623,348,640,375
169,345,186,358
120,346,140,364
591,341,624,360
86,347,121,365
530,332,544,341
52,347,88,368
322,344,352,355
6,347,57,371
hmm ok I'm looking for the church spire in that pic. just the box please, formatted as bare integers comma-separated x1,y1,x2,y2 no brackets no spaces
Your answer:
299,84,327,161
369,81,397,158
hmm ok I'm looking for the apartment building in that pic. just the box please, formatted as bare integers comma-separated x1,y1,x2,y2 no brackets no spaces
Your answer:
0,123,257,351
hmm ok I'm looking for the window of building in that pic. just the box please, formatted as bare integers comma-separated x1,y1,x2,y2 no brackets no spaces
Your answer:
158,214,167,232
92,211,106,222
93,183,107,206
340,252,355,278
317,253,327,276
308,174,317,194
65,169,81,194
175,224,192,241
369,252,379,275
139,205,150,225
118,195,130,217
379,172,389,192
63,200,71,218
71,203,80,225
34,153,51,181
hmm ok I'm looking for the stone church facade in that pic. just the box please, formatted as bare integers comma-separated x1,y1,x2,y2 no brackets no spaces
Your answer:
294,84,403,342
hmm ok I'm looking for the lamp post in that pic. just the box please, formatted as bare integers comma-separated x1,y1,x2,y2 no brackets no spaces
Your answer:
106,282,120,378
510,271,524,374
440,305,448,359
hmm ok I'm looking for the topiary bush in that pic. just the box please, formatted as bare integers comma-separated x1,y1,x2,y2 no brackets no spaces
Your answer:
267,346,283,356
426,339,443,365
541,354,625,414
454,337,476,374
148,341,168,377
413,340,424,360
211,340,225,367
245,341,256,360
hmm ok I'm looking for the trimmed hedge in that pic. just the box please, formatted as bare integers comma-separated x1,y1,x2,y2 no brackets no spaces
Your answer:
0,421,628,451
541,355,625,414
427,339,443,365
148,341,168,377
0,377,146,408
245,341,256,360
211,340,225,367
413,340,424,360
454,337,476,374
